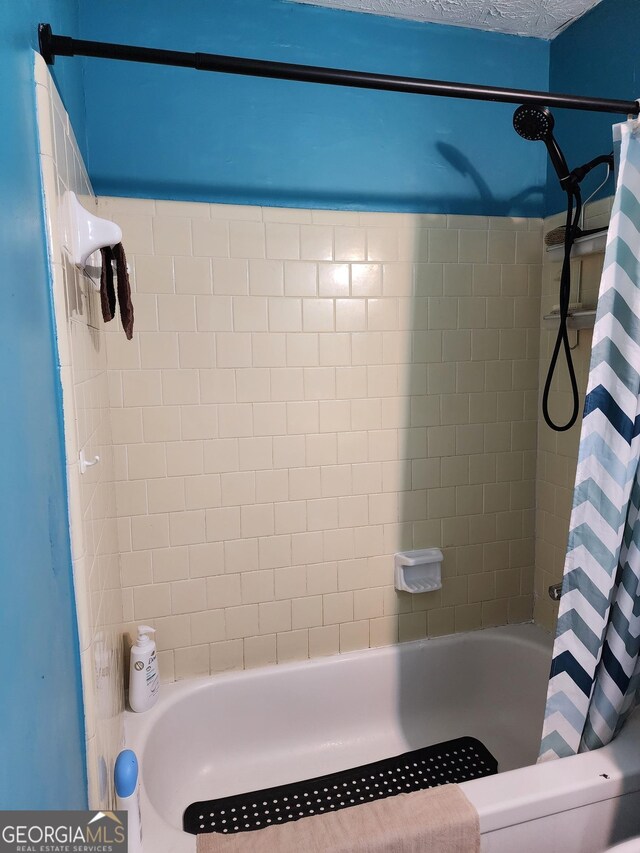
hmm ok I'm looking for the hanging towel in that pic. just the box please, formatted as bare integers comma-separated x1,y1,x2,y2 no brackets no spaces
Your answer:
99,243,134,340
195,783,480,853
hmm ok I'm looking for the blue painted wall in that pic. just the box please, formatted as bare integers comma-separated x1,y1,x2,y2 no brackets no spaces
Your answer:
79,0,549,216
0,1,87,808
547,0,639,215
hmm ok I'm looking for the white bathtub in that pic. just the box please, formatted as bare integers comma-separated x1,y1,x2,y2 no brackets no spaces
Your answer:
125,624,640,852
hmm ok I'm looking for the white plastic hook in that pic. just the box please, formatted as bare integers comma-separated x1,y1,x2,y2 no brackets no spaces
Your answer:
79,450,100,474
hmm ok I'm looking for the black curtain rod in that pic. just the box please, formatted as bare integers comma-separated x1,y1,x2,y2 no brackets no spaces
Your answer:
38,23,639,116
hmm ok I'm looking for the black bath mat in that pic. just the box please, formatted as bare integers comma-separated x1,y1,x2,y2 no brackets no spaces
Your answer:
183,735,497,835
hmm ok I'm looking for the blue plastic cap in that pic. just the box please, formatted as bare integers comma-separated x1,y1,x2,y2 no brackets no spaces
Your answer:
114,749,139,798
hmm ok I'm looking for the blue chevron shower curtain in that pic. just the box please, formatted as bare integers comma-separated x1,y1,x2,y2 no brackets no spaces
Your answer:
540,118,640,762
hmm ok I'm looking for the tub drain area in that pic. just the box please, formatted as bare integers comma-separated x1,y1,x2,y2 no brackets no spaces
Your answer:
183,735,497,835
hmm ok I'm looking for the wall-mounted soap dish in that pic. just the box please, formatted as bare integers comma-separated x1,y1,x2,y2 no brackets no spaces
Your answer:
394,548,443,594
62,191,122,290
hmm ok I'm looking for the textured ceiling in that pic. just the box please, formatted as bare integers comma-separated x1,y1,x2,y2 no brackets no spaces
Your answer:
291,0,604,38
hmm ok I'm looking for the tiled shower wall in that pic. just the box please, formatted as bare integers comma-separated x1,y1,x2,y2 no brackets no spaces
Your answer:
534,197,612,631
98,196,543,681
35,55,124,808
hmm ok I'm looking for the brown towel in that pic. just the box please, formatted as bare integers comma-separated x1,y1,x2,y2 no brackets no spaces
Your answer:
99,243,134,340
196,783,480,853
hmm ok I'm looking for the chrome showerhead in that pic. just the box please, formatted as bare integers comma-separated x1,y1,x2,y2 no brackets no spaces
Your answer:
513,104,555,141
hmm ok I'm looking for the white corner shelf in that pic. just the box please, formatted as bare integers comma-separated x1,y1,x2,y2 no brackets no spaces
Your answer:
394,548,443,594
546,229,607,261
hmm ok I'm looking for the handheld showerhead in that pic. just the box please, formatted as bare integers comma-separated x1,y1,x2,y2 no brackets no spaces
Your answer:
513,104,555,141
513,104,571,186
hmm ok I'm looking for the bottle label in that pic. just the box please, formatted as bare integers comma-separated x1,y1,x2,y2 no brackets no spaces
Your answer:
146,650,159,696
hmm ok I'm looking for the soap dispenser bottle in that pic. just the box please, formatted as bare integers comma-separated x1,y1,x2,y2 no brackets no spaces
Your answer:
129,625,159,713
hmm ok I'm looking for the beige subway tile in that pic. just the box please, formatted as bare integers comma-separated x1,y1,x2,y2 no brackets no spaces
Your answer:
174,645,210,680
244,634,277,668
300,225,333,261
241,504,274,538
284,261,317,296
337,620,368,652
127,444,166,480
274,565,307,600
488,231,516,264
152,546,189,583
190,610,225,645
133,582,171,619
116,480,148,518
232,296,268,332
274,501,307,535
195,296,233,332
305,434,337,468
277,629,309,662
335,299,366,331
399,611,427,642
259,535,291,569
106,333,141,371
138,331,179,369
122,370,162,407
212,258,248,295
287,401,319,434
165,441,203,476
199,369,236,404
259,600,291,634
265,222,300,260
309,624,339,657
178,333,215,368
174,256,212,295
508,594,533,623
427,607,455,637
171,578,207,614
162,369,199,405
110,408,143,445
180,405,218,440
286,333,319,366
333,226,366,262
192,218,229,258
206,574,241,609
218,403,253,438
189,542,225,578
229,221,265,259
184,474,222,509
238,437,273,471
241,570,275,604
302,299,334,332
323,590,353,625
142,406,181,443
153,614,190,651
225,604,259,639
169,510,205,546
249,259,284,295
157,295,196,332
216,332,252,368
152,216,191,255
317,263,348,297
147,477,185,514
120,551,152,587
454,603,482,632
205,506,241,541
210,639,244,672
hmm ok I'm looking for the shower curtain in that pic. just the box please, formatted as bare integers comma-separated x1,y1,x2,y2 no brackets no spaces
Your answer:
540,117,640,761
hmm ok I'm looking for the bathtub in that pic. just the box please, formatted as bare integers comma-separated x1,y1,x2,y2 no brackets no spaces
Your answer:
124,624,640,852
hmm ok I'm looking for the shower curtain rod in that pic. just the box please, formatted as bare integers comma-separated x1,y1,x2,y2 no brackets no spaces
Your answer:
38,23,639,116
